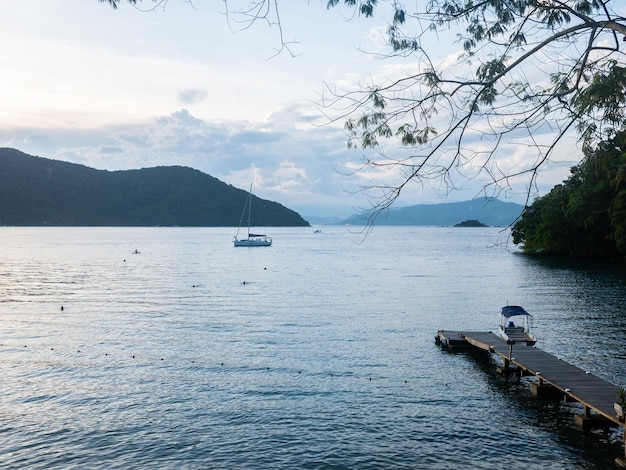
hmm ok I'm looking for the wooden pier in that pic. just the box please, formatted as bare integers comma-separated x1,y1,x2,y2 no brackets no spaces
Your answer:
435,330,626,467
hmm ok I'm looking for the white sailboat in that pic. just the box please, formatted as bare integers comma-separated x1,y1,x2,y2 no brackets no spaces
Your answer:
233,184,272,247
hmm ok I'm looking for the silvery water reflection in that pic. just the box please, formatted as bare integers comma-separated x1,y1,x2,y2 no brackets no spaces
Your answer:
0,227,624,469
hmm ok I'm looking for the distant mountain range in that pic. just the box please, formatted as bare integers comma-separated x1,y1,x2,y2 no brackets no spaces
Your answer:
0,148,309,227
338,199,524,227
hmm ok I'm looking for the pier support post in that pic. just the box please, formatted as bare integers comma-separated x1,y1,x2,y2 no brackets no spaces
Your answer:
497,340,516,375
615,431,626,468
530,382,561,398
573,406,612,430
508,340,514,361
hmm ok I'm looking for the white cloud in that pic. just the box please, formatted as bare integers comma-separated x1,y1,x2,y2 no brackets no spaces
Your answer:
0,0,591,218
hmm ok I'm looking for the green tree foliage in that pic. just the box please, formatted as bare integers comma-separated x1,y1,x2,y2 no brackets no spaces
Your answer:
511,130,626,260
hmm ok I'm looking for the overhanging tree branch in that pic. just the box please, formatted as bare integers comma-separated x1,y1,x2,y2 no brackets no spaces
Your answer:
101,0,626,225
316,0,626,225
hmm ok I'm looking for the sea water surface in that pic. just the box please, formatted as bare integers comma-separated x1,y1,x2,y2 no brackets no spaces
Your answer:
0,226,625,469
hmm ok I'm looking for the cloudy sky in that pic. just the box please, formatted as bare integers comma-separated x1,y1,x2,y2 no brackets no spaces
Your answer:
1,0,584,217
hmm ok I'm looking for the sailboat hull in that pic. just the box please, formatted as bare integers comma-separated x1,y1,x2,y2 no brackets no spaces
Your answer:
234,236,272,247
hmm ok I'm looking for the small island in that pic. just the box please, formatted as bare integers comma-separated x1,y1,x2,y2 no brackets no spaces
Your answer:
454,219,488,227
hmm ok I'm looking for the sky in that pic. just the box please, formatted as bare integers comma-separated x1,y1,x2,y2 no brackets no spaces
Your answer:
0,0,589,218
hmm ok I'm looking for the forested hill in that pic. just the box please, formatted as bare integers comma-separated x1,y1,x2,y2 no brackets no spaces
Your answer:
0,148,309,227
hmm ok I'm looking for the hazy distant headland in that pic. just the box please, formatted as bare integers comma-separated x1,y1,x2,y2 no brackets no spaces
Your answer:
332,199,524,227
0,148,309,227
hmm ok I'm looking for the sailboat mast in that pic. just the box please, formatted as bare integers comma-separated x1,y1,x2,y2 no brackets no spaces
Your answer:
233,181,271,246
247,183,252,237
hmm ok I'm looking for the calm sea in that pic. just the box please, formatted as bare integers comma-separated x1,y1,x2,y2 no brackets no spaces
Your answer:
0,226,625,469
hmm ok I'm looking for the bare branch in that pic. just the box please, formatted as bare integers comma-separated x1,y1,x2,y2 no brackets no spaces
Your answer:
103,1,626,224
318,0,626,223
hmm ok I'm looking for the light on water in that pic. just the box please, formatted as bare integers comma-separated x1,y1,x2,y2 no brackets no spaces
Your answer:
0,227,625,469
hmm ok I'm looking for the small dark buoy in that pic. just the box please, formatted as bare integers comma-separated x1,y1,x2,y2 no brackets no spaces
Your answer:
298,371,301,374
132,355,135,359
369,377,372,381
105,353,108,356
160,358,164,361
51,348,54,351
61,306,64,311
221,362,224,366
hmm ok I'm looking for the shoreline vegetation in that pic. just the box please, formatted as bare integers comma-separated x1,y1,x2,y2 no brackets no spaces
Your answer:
512,130,626,262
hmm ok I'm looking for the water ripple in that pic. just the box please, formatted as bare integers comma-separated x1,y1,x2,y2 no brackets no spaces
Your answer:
0,227,624,469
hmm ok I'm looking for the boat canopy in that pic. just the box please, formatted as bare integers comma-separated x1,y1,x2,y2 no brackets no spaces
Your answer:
501,306,531,318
